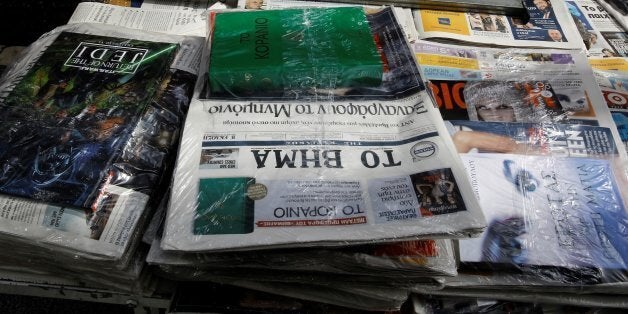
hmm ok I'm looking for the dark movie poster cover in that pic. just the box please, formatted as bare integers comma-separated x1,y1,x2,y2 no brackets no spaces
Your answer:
0,32,179,209
409,168,466,216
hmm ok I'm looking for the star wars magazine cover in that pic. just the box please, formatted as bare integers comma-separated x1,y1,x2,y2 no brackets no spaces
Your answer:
0,23,202,259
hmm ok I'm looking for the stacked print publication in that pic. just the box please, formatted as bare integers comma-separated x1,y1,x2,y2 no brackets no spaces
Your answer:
151,4,490,310
409,0,628,308
0,18,203,291
150,0,626,310
0,0,625,310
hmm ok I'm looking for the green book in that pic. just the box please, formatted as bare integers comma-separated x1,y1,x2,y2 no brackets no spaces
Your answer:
194,177,255,235
208,7,384,96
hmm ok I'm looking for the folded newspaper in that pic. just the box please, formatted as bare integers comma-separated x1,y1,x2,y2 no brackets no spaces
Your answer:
597,0,628,31
411,0,584,49
0,22,203,259
162,6,486,252
566,0,627,58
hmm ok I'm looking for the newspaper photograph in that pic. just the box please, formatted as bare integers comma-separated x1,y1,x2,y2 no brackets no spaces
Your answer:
412,40,626,159
162,7,486,252
411,0,584,49
566,0,627,57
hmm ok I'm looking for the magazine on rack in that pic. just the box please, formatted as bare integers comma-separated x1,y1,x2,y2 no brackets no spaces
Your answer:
411,40,627,158
162,7,486,252
0,23,202,259
411,0,584,49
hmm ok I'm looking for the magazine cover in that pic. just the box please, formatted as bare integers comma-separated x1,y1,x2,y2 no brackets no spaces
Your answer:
0,23,202,259
0,32,178,208
163,7,486,252
430,79,570,123
459,153,627,271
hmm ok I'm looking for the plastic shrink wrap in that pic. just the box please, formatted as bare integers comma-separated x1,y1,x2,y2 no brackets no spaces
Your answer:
162,6,487,253
0,22,202,290
409,39,628,306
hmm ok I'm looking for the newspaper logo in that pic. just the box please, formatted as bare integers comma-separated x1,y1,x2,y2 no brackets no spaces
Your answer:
411,141,437,161
64,42,148,74
602,90,628,109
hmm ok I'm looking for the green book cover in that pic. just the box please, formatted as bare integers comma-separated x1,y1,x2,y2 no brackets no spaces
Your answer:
208,7,384,96
194,177,255,235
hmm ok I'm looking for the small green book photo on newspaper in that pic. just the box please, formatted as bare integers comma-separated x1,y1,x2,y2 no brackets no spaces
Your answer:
194,177,255,235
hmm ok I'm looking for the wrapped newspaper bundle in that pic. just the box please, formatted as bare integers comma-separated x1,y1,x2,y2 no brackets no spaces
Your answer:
0,22,202,289
408,39,628,302
148,236,458,277
162,6,486,252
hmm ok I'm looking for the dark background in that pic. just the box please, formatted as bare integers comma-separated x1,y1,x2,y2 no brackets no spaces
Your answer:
1,1,84,46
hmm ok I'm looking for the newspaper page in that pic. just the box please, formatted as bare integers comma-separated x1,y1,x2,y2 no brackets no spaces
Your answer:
69,2,208,37
0,23,203,259
566,0,627,57
411,0,584,49
162,7,486,252
596,0,628,31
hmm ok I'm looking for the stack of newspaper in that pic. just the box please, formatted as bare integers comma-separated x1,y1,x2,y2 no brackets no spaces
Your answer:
34,0,626,310
162,5,486,253
0,20,203,291
141,4,488,309
407,0,628,303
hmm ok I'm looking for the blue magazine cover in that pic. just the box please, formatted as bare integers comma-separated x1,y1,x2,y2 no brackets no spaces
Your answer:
459,153,627,271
